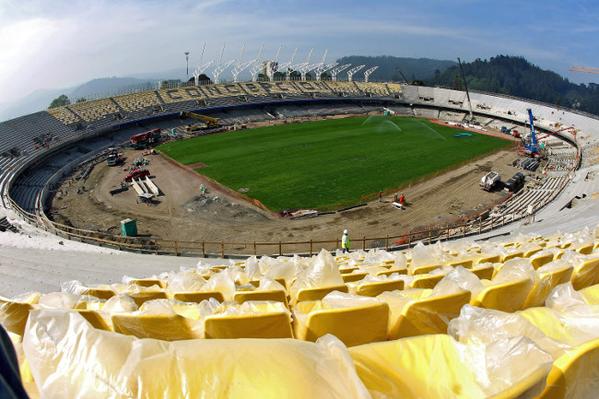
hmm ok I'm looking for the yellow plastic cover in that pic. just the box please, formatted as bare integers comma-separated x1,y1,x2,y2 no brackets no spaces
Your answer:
23,309,371,399
349,334,551,399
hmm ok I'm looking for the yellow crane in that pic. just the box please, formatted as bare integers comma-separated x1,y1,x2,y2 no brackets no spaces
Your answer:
181,112,220,128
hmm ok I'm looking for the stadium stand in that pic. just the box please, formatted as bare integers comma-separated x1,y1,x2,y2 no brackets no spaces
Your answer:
2,80,599,396
2,226,599,397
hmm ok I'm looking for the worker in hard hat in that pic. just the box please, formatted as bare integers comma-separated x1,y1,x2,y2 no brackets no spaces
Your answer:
341,229,351,253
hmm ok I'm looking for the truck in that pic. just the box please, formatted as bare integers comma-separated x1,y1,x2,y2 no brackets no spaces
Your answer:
130,129,161,149
504,172,525,193
480,171,501,191
106,147,121,166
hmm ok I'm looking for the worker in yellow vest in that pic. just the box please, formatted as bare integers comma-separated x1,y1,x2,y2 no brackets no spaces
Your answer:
341,229,351,253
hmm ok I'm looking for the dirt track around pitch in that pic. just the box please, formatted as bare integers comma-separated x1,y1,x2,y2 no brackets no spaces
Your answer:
50,140,519,253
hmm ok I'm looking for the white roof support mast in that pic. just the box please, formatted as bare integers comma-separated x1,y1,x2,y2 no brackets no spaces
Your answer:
347,65,365,82
193,42,214,85
363,66,379,82
329,64,351,81
250,45,264,82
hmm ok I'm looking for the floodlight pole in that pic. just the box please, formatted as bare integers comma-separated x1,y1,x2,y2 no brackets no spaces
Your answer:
346,65,365,82
363,66,378,82
185,51,190,79
329,64,351,81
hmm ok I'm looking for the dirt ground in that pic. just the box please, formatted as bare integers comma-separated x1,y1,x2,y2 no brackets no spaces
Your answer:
50,139,520,252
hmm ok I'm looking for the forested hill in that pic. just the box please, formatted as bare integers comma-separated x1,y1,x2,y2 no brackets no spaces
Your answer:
429,55,599,115
336,55,456,82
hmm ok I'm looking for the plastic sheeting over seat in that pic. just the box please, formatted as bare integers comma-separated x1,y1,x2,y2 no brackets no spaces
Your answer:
293,294,389,346
379,289,471,339
471,278,532,312
23,310,371,399
112,313,202,341
204,312,293,339
349,334,551,399
537,338,599,399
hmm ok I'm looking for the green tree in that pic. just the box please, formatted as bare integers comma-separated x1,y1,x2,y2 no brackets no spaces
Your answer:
48,94,71,108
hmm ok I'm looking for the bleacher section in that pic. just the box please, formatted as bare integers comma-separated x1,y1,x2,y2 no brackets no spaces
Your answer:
3,227,599,397
113,91,163,112
68,98,120,123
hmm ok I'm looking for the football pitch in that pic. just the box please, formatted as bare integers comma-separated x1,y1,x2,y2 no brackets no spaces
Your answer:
158,116,511,211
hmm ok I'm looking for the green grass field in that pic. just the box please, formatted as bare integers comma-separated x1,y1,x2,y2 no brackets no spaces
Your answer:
158,116,511,211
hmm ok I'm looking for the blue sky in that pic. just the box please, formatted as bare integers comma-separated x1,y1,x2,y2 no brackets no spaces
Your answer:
1,0,599,105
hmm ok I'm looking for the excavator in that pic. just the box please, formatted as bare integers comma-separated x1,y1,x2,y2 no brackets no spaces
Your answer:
180,112,220,131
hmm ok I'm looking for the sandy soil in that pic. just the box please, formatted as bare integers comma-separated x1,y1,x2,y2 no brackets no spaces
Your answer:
51,141,519,253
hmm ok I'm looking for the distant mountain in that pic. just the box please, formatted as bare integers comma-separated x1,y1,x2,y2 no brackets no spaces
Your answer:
336,56,456,82
69,77,157,100
430,55,599,115
0,77,157,122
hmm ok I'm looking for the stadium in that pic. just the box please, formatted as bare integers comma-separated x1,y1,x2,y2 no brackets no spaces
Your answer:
2,6,599,398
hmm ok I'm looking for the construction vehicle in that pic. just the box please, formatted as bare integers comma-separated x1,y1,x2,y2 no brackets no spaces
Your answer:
106,147,121,166
180,112,220,128
522,109,540,156
480,171,501,191
130,129,161,149
504,172,525,193
124,168,150,182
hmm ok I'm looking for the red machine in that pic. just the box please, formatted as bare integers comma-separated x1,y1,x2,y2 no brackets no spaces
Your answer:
130,129,161,149
124,168,150,182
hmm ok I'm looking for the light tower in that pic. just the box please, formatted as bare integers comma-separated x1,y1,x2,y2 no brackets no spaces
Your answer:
363,66,379,82
184,51,190,79
329,64,351,81
346,65,365,81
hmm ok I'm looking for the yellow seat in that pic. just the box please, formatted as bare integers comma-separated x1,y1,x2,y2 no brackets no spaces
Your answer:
571,258,599,290
82,288,116,300
502,251,524,262
410,264,441,275
530,253,555,269
386,291,471,339
470,264,494,280
24,309,368,399
471,278,532,312
349,334,548,399
173,291,224,303
519,307,577,345
477,254,501,264
75,309,112,331
129,278,165,289
234,290,288,306
376,268,407,277
293,302,389,346
112,313,200,341
575,243,594,255
0,298,33,336
204,312,293,339
523,266,573,309
356,280,404,297
128,291,168,307
448,258,474,268
410,274,444,289
249,278,287,289
296,285,348,302
580,284,599,304
341,272,368,283
537,338,599,398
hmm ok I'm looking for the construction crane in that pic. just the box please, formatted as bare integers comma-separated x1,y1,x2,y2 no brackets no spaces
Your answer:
180,112,220,129
524,108,540,156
